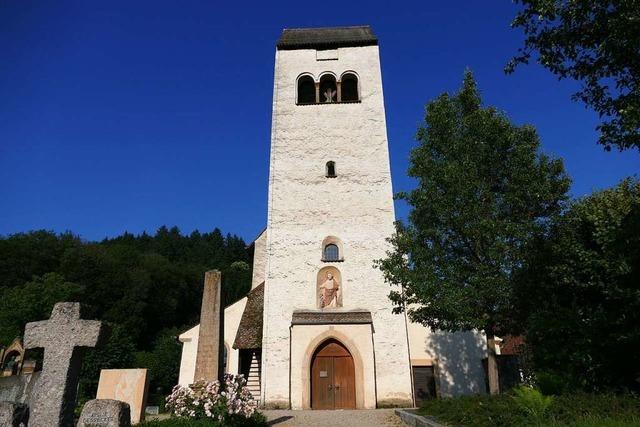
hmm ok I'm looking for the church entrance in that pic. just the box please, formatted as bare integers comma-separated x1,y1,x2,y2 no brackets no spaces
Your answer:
311,339,356,410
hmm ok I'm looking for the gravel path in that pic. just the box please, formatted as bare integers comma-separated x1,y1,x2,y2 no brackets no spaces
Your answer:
263,409,405,427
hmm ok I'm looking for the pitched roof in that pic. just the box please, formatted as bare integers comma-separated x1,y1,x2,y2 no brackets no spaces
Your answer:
232,283,264,349
276,26,378,50
291,310,372,325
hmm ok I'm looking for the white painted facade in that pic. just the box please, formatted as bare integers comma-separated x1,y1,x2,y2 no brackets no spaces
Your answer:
178,297,246,386
261,43,414,408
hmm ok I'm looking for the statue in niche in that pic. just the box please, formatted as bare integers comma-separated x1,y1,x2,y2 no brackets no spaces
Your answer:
323,88,336,103
319,271,341,308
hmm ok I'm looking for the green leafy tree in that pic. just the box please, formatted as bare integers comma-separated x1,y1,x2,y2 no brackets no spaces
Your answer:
224,261,252,305
0,225,252,398
78,325,137,402
0,273,84,345
377,71,570,393
135,328,182,406
515,178,640,392
507,0,640,151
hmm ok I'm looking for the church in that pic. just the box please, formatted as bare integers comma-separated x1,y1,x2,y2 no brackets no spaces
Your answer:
178,25,488,410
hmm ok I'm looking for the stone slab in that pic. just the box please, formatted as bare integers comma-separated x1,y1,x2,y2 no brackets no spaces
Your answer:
78,399,131,427
0,373,40,406
0,401,29,427
194,270,223,381
394,409,445,427
96,369,148,424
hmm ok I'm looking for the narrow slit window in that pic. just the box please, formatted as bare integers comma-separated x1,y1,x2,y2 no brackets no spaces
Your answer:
326,161,336,178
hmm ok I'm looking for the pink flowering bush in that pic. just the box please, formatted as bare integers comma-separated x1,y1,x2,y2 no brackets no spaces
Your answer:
166,374,259,424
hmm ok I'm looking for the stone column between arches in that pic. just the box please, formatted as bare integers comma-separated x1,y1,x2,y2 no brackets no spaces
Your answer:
290,324,376,409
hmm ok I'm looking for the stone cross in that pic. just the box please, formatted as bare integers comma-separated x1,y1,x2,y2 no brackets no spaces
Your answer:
24,302,105,427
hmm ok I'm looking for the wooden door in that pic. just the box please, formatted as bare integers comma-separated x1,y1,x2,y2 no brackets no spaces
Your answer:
311,339,356,409
412,366,437,406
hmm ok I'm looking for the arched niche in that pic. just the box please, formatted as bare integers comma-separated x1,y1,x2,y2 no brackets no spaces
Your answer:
317,266,342,308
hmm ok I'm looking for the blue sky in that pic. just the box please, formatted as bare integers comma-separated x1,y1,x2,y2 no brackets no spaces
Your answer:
1,1,637,243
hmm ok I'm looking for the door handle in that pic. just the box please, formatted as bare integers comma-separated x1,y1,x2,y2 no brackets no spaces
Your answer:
328,385,333,390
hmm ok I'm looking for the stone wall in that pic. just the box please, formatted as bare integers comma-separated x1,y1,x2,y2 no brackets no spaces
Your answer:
0,372,40,406
262,44,413,407
251,230,267,290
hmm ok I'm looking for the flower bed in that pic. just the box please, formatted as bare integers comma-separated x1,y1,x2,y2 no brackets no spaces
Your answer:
161,374,266,426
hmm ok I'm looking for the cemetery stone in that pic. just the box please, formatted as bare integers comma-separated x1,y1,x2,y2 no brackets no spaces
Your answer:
24,302,105,427
77,399,131,427
0,401,28,427
96,369,149,424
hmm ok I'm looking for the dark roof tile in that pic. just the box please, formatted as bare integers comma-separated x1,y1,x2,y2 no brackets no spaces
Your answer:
232,283,264,349
277,26,377,50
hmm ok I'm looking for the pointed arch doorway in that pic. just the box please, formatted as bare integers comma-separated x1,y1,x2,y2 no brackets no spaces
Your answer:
311,339,356,409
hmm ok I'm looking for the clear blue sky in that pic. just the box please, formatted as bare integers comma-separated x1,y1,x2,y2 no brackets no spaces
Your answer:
1,1,637,243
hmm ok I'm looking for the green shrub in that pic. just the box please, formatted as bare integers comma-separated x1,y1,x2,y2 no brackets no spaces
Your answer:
512,386,554,420
419,392,640,427
536,371,571,396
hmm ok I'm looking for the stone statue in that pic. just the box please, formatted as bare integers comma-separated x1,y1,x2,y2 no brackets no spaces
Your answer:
319,272,340,308
323,88,336,103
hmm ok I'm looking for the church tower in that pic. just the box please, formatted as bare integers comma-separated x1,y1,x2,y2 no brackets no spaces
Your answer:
261,26,414,409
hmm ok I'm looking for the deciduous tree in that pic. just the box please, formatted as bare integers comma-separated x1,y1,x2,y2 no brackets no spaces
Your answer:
515,178,640,392
377,71,570,393
507,0,640,151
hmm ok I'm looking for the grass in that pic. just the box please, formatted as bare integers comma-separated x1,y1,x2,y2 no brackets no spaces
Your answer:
418,389,640,427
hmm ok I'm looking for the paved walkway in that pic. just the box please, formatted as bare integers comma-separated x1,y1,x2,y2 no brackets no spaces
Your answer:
263,409,405,427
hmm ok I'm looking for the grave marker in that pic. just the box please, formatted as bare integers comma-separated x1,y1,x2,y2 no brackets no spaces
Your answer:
24,302,105,427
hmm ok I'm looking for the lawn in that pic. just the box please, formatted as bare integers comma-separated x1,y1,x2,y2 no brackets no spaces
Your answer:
418,390,640,427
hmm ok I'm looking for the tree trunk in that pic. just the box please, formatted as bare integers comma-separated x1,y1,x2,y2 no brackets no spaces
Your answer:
486,336,500,395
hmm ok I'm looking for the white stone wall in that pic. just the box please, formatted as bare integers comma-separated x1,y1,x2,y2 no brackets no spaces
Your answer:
262,44,413,408
178,297,247,386
251,230,267,290
407,319,487,397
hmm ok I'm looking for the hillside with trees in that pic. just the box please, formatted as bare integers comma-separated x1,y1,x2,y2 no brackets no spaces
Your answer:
0,226,253,403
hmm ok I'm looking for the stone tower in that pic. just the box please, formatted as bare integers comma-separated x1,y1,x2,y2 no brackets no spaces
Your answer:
261,26,413,409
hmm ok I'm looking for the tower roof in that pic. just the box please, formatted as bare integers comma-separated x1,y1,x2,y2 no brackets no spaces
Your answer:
276,25,378,50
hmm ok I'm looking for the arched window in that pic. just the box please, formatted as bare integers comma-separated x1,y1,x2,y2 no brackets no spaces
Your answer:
326,161,336,178
341,73,359,102
321,236,344,262
297,75,316,104
324,244,339,261
319,74,337,103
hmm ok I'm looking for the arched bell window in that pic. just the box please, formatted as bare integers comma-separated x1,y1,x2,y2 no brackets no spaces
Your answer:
319,74,337,103
297,75,316,104
326,161,336,178
341,73,359,102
